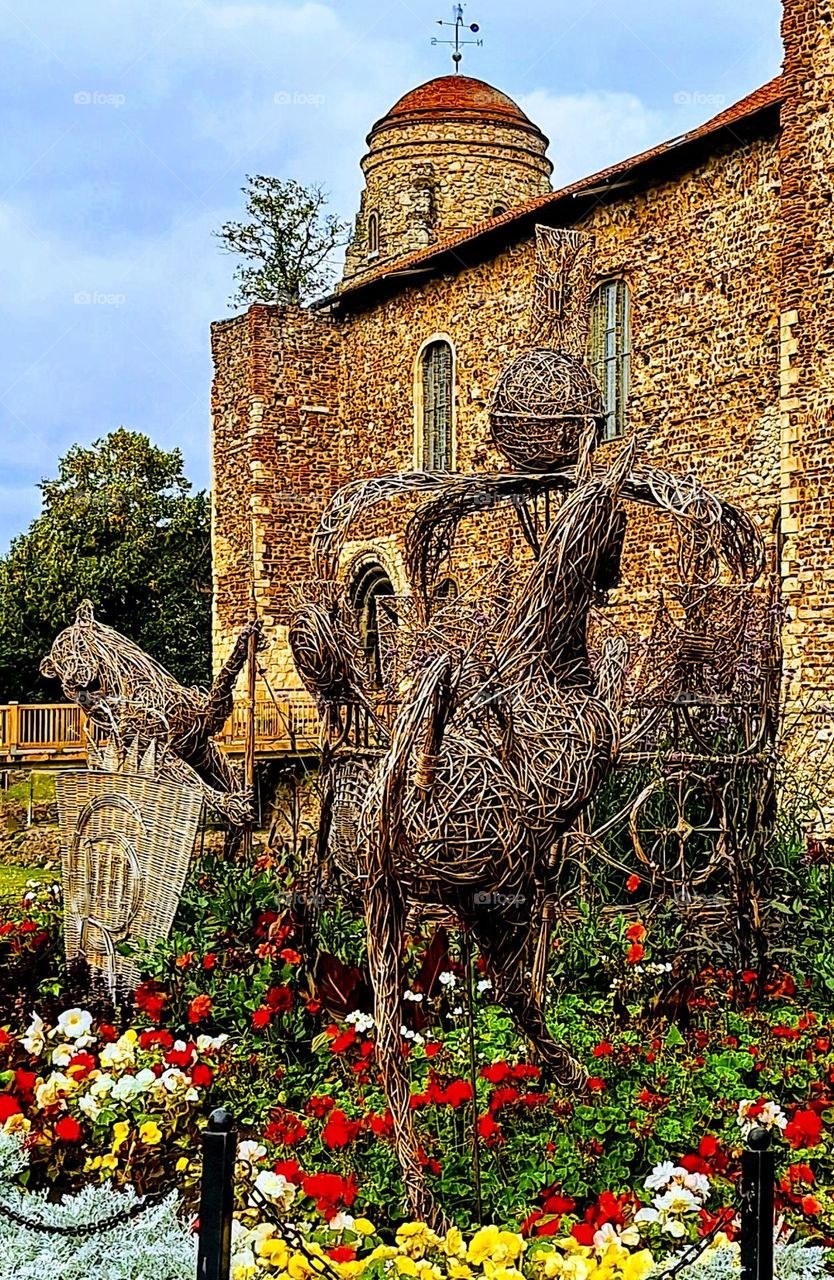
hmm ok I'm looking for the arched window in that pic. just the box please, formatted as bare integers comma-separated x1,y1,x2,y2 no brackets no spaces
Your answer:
419,340,454,470
350,560,394,689
589,280,631,440
367,210,380,256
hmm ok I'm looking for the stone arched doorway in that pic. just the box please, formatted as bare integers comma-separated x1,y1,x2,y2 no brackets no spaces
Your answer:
350,560,395,689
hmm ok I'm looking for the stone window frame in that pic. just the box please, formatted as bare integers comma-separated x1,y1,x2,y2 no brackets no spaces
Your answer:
588,278,631,441
367,210,381,258
414,333,457,472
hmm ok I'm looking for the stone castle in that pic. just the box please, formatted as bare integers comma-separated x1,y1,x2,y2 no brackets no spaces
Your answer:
210,0,834,806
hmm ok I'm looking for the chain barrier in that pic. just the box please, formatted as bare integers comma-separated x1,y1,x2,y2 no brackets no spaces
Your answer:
0,1187,169,1238
248,1186,346,1280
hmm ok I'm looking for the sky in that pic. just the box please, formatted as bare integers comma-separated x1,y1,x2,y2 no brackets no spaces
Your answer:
0,0,783,552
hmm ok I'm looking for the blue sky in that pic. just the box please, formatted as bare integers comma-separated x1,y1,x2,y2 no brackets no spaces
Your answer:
0,0,783,551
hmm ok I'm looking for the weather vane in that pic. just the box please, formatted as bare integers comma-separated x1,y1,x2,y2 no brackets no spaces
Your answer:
432,4,482,72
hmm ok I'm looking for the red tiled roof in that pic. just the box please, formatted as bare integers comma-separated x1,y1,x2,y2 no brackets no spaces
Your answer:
377,75,532,130
329,76,784,309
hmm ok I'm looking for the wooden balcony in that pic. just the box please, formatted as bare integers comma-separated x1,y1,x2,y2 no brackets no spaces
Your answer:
0,696,320,769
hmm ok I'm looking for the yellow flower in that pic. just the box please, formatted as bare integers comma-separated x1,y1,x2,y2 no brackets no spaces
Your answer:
287,1252,315,1279
468,1226,500,1266
467,1228,525,1269
124,1029,138,1044
336,1264,365,1280
260,1238,290,1268
139,1120,162,1145
395,1258,419,1277
620,1251,655,1280
443,1228,465,1259
369,1246,399,1262
176,1156,189,1173
396,1223,435,1260
448,1264,474,1280
353,1218,376,1237
112,1121,130,1148
99,1153,118,1173
3,1113,31,1138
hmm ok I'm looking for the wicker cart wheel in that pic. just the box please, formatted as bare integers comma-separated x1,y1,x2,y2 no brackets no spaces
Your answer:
628,772,727,895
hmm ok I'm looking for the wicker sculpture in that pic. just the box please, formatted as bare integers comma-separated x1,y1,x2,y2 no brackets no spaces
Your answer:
41,601,259,825
489,228,605,471
291,450,763,1228
56,739,203,992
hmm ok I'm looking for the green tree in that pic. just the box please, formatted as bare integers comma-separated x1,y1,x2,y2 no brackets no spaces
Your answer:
0,429,211,701
216,175,350,306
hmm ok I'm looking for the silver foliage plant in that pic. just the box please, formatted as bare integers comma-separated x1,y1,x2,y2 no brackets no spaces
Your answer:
0,1130,195,1280
651,1241,830,1280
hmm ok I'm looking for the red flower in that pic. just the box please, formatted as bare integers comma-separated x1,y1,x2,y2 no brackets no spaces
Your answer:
627,942,645,964
625,922,646,942
425,1042,441,1058
626,874,640,893
328,1247,356,1263
188,994,212,1024
55,1115,82,1142
306,1095,335,1119
521,1091,549,1107
329,1028,357,1054
135,981,166,1023
166,1044,195,1069
175,951,194,969
367,1110,393,1137
489,1085,519,1112
252,1007,272,1030
571,1224,596,1246
98,1024,118,1043
203,954,217,971
274,1158,302,1183
789,1163,815,1184
321,1109,361,1150
14,1069,37,1096
265,1111,307,1146
267,985,293,1014
588,1077,606,1092
0,1095,21,1123
280,948,301,965
802,1196,821,1217
477,1113,504,1145
592,1041,613,1058
480,1062,512,1084
192,1063,213,1088
785,1109,823,1149
139,1029,173,1051
67,1052,96,1081
543,1192,576,1215
305,998,321,1015
440,1079,473,1108
302,1171,357,1218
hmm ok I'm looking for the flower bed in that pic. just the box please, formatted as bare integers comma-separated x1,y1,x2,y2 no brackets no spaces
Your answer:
0,845,832,1278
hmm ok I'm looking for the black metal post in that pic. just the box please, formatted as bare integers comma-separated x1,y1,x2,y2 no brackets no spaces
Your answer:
740,1127,774,1280
197,1107,237,1280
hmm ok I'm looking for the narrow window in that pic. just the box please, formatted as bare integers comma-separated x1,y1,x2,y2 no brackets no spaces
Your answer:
367,210,380,255
589,280,631,440
420,340,454,470
351,561,394,689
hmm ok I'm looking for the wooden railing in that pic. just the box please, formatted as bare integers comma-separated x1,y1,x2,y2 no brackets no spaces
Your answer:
0,696,320,766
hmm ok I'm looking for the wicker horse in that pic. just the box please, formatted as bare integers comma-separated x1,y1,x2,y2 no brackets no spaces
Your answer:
291,443,763,1227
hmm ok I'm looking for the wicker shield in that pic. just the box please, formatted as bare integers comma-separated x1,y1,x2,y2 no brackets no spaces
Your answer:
56,768,202,992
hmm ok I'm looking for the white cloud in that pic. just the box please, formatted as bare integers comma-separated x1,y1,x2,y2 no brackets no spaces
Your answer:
519,88,670,187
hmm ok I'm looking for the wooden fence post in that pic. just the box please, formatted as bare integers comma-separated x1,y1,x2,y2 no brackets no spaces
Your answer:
7,703,19,755
740,1126,774,1280
196,1107,237,1280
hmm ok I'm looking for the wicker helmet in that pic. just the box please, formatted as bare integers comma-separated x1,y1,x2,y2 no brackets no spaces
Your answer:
489,347,605,471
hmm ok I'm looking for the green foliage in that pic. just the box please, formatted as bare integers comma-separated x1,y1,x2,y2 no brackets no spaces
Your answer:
216,176,351,306
0,429,211,700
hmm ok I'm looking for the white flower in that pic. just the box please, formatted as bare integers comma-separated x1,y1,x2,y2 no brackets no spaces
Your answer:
99,1035,135,1071
681,1170,711,1201
35,1072,72,1108
89,1074,115,1098
439,971,457,988
160,1068,190,1093
196,1034,228,1053
345,1010,374,1033
635,1207,659,1226
329,1212,355,1231
655,1184,701,1216
253,1170,295,1209
21,1013,45,1057
111,1074,142,1103
77,1092,101,1121
476,979,492,994
645,1161,687,1193
594,1222,641,1249
403,990,424,1003
452,1006,463,1016
56,1008,94,1044
737,1098,787,1135
237,1140,267,1168
662,1218,687,1238
51,1044,74,1068
134,1068,157,1092
231,1246,258,1280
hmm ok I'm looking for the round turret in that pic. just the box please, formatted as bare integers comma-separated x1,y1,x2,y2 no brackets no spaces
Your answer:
342,75,553,280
